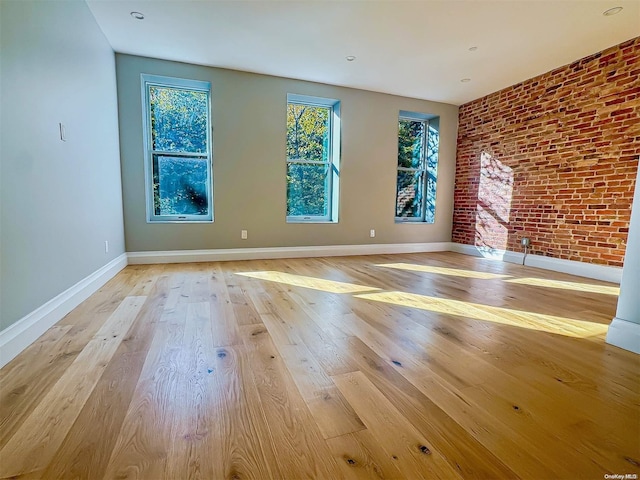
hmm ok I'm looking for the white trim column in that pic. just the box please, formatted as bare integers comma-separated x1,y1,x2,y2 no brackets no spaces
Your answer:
606,163,640,354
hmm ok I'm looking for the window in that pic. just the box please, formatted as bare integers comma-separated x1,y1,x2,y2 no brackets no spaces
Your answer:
286,94,340,222
141,74,213,222
395,112,439,223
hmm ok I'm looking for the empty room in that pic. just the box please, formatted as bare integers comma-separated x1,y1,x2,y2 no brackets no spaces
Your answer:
1,0,639,479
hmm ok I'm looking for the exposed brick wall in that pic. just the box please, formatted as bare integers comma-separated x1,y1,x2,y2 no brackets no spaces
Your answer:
453,37,640,267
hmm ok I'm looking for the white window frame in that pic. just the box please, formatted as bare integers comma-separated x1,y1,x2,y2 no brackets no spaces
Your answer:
141,74,213,223
286,93,341,223
395,111,439,224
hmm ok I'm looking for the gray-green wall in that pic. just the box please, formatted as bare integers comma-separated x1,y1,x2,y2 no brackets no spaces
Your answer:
116,54,459,252
0,0,125,330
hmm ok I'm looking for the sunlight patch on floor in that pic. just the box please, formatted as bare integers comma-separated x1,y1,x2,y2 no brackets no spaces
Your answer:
354,291,608,338
377,263,510,280
505,277,619,296
235,271,380,294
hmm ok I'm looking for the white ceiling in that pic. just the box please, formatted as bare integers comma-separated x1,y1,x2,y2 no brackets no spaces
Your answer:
86,0,640,106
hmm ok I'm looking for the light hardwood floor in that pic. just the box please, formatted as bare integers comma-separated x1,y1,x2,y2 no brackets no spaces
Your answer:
1,252,638,479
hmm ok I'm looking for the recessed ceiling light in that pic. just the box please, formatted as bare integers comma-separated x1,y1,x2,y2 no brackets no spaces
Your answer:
603,6,623,16
461,78,471,83
130,11,145,20
346,56,356,62
469,46,478,51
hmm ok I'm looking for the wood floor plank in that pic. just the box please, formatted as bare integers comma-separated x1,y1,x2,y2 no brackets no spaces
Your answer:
326,429,405,479
483,324,640,397
331,312,579,478
283,258,366,319
0,296,146,478
406,304,639,409
208,265,242,347
462,381,636,476
163,271,188,311
223,262,264,326
510,361,640,431
165,302,282,480
349,301,484,390
243,276,359,375
41,277,168,479
348,283,640,458
339,335,520,479
284,287,356,340
351,296,631,443
127,265,165,297
416,374,592,479
163,301,218,479
326,311,432,378
0,324,73,448
240,323,342,478
262,312,365,439
102,302,189,479
333,371,464,480
205,341,283,479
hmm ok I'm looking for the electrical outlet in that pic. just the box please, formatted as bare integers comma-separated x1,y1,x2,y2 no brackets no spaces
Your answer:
370,229,376,238
241,230,248,240
104,240,109,253
521,237,531,247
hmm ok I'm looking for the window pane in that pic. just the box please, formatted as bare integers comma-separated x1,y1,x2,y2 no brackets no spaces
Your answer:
396,170,424,218
287,163,329,217
153,155,209,216
425,124,439,223
150,86,208,153
287,104,330,162
397,119,424,168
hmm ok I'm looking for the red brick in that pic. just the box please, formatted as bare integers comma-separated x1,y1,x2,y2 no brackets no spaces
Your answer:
452,37,640,267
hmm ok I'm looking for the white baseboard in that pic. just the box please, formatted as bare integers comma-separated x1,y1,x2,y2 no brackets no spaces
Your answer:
449,243,487,258
130,242,622,282
606,317,640,354
0,254,128,368
127,242,452,264
516,252,621,283
449,243,622,283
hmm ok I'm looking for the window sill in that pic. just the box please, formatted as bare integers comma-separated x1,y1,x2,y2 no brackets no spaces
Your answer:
394,220,434,224
286,219,338,224
147,219,214,224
